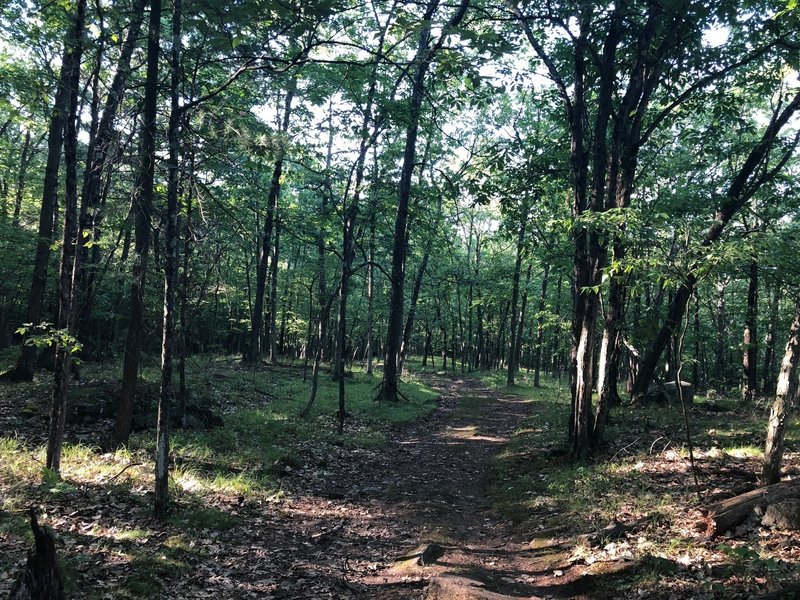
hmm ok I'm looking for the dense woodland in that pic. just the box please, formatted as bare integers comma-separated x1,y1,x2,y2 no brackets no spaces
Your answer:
1,1,800,590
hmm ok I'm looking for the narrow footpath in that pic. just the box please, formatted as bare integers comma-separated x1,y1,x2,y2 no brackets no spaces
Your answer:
174,374,574,599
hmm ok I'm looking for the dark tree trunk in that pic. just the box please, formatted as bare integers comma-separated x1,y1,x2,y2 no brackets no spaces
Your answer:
507,221,526,386
268,217,281,364
762,285,780,395
633,89,800,399
12,130,33,227
382,0,469,402
77,0,146,337
155,0,182,519
762,293,800,485
533,263,550,387
399,251,431,374
113,0,162,448
9,509,65,600
364,208,375,374
46,0,87,471
3,19,75,382
246,83,294,364
742,260,758,402
714,279,727,388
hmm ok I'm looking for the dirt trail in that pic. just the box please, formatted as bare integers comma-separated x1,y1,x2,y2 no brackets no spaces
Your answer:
217,374,573,600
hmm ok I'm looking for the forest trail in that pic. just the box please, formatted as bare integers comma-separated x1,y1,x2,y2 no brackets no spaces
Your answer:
187,373,606,600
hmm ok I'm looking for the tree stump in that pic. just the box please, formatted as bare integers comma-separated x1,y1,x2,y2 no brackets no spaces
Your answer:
9,508,65,600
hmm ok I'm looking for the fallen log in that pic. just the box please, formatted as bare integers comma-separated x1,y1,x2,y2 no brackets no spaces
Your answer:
700,480,800,537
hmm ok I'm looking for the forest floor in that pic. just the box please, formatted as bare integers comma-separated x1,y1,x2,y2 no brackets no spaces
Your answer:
1,358,799,599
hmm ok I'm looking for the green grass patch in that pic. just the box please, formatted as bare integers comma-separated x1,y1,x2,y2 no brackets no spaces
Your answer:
168,506,240,531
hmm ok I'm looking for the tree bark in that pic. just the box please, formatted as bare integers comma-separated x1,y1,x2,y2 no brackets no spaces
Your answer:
507,220,526,386
533,263,550,387
268,217,281,364
3,17,75,382
77,0,147,337
113,0,162,448
12,130,33,227
762,284,780,395
713,278,727,388
742,260,758,402
245,82,295,364
46,0,87,472
633,89,800,399
155,0,182,519
381,0,469,402
762,293,800,486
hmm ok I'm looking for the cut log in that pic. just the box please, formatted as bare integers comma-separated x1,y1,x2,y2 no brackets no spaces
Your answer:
700,480,800,537
9,508,65,600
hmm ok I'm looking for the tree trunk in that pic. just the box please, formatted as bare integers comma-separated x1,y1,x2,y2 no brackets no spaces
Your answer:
364,209,375,374
762,285,780,395
246,83,294,364
382,0,469,402
702,480,800,536
713,278,727,388
268,217,281,364
155,0,182,519
12,130,33,227
46,0,87,471
762,293,800,486
742,260,758,402
113,0,162,448
533,263,550,387
3,19,75,382
507,221,526,386
633,89,800,399
77,0,146,336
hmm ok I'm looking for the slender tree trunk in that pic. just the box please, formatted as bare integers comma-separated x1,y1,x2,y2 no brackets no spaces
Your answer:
246,83,294,364
46,0,87,471
154,0,182,518
507,221,526,386
693,292,701,387
3,21,75,382
634,89,800,398
514,262,533,375
714,278,727,388
113,0,162,447
762,293,800,485
12,130,33,227
178,159,194,402
742,260,758,402
77,0,146,336
382,0,469,402
762,285,780,395
364,209,375,374
268,217,281,364
533,263,550,387
475,237,484,370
